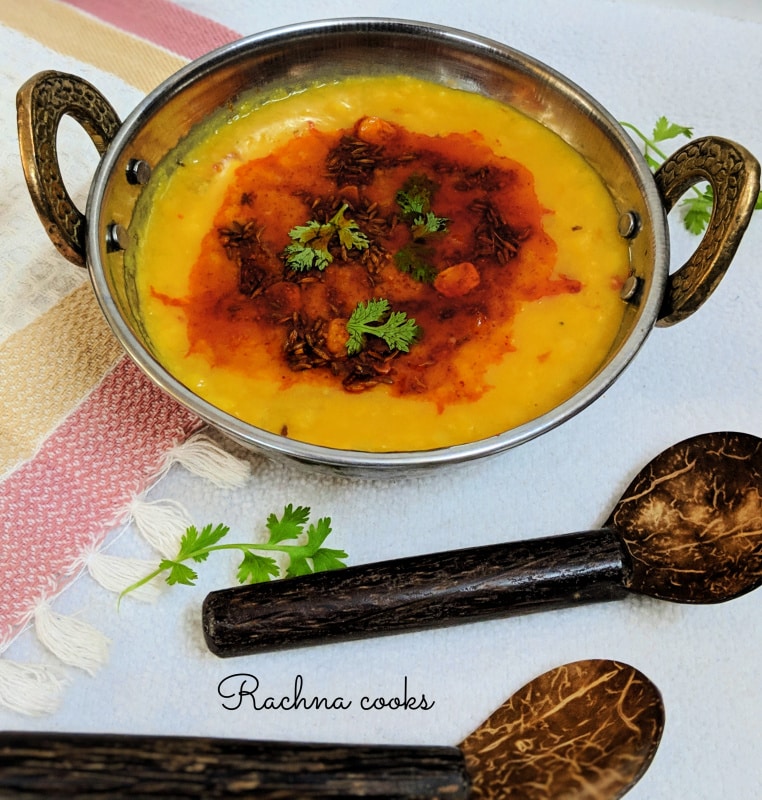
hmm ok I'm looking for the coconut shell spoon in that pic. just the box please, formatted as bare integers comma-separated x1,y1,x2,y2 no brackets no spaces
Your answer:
203,431,762,656
0,659,664,799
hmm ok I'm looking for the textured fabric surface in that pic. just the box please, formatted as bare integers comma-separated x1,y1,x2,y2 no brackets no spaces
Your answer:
61,0,240,59
1,0,187,93
0,0,231,672
0,358,201,648
0,284,124,475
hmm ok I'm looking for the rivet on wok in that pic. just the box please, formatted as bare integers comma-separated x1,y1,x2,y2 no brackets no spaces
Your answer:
617,211,641,239
125,158,152,185
620,274,641,302
105,222,129,252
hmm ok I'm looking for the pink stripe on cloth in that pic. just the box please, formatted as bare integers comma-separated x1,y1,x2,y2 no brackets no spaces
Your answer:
0,356,202,648
61,0,240,60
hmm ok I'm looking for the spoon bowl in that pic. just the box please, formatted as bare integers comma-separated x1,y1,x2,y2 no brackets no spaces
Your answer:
612,431,762,602
462,659,664,799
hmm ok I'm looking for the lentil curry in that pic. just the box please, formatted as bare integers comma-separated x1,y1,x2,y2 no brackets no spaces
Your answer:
131,75,630,451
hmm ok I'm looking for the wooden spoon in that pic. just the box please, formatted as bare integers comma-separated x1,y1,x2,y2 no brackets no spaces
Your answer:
0,659,664,799
202,431,762,656
460,659,664,799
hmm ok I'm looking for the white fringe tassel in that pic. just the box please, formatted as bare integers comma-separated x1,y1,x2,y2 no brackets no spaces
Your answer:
0,658,68,716
87,551,164,603
33,603,110,677
164,432,251,488
129,497,193,558
2,434,250,716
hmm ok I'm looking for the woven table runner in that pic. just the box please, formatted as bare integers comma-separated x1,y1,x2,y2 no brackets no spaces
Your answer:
0,0,248,715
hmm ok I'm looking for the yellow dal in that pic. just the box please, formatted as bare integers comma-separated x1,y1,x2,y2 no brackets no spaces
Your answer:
132,75,629,452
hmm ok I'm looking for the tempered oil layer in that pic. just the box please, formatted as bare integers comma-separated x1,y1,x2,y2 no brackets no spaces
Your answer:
131,75,629,451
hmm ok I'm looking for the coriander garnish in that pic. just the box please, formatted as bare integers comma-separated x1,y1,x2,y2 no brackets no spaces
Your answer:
394,174,449,282
395,173,449,235
345,298,420,355
394,244,438,283
284,203,369,271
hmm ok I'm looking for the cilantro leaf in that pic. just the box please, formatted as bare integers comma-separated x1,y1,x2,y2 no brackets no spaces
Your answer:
177,523,230,563
285,517,348,578
284,240,333,271
411,211,449,239
380,311,421,352
332,206,370,251
119,506,348,602
346,298,420,355
284,203,367,271
237,552,280,584
159,559,199,586
305,515,333,550
346,297,388,347
394,245,437,283
682,185,713,234
311,547,350,573
286,556,314,578
652,116,693,142
396,188,427,217
396,173,438,219
266,503,310,544
288,219,331,245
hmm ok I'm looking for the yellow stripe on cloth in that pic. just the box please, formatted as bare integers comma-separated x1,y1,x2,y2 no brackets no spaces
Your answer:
0,0,191,476
0,0,186,93
0,284,125,476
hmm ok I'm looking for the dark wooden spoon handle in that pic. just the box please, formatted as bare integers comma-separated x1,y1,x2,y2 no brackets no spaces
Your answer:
0,732,469,798
203,530,628,657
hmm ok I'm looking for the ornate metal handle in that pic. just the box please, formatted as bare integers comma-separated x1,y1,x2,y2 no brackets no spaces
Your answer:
16,70,122,268
654,136,760,327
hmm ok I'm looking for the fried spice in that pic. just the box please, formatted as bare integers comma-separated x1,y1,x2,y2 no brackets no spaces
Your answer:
197,116,564,401
283,311,399,392
218,220,271,296
326,135,385,187
470,198,530,264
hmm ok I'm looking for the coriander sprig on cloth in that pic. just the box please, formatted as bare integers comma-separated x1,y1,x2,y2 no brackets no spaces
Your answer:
120,505,347,601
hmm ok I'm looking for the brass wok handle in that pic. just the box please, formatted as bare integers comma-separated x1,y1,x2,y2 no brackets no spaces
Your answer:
16,70,122,268
655,136,760,327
